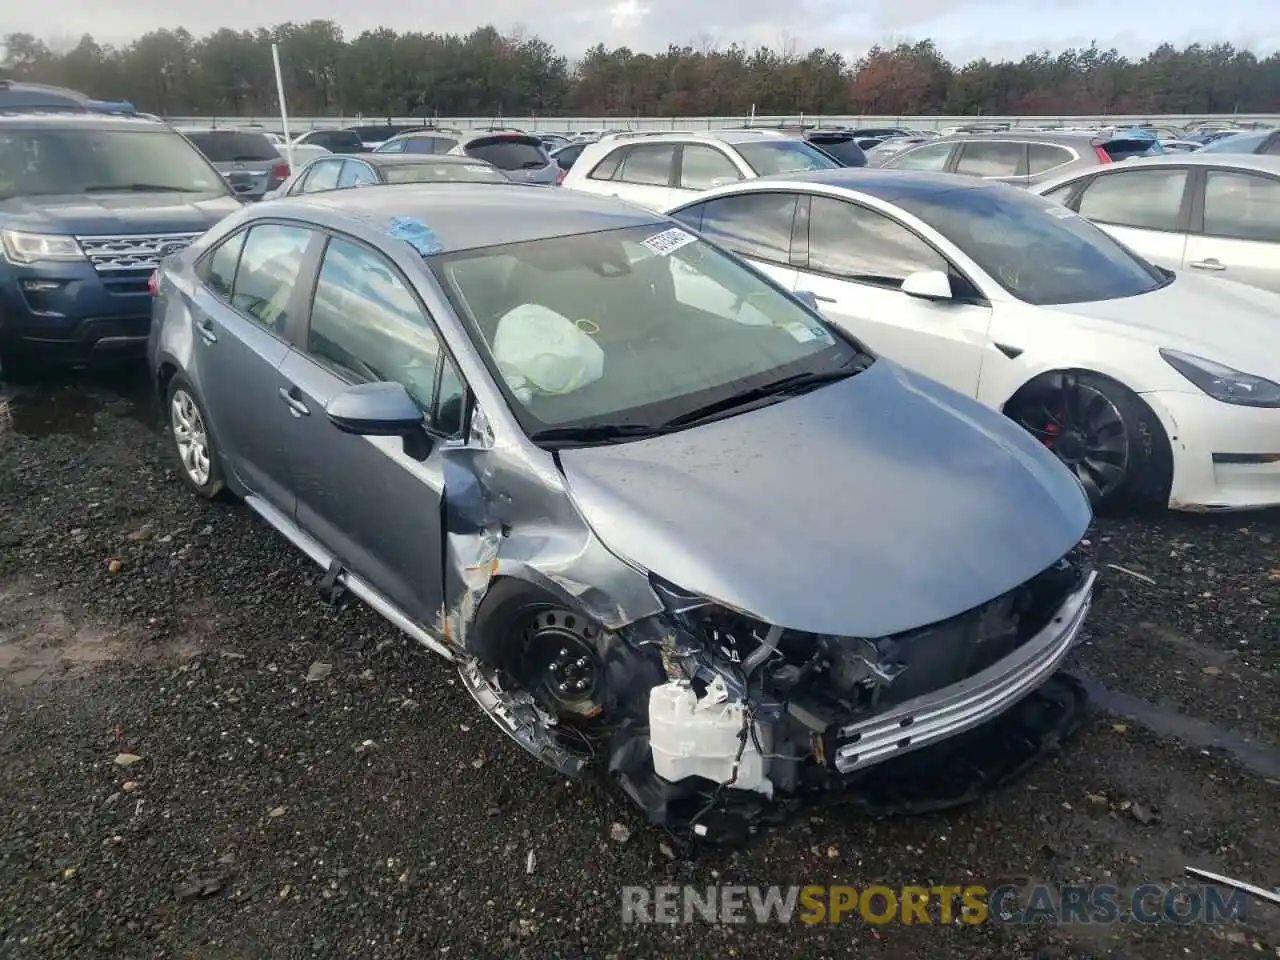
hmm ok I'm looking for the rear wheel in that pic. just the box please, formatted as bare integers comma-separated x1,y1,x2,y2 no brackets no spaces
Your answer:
1006,371,1171,510
166,376,227,500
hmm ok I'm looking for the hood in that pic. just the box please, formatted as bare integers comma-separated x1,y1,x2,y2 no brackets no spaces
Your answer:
0,193,242,236
557,360,1092,639
1043,272,1280,379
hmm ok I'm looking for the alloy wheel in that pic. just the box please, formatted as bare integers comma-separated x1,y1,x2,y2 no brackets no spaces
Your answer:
170,388,212,487
1012,373,1130,502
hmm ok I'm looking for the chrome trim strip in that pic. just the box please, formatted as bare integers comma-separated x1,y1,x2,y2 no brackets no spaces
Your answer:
833,569,1097,773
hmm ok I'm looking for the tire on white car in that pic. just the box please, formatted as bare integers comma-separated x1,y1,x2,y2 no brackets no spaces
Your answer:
1004,370,1172,511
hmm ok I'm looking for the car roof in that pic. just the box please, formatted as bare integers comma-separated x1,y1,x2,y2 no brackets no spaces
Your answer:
675,167,1012,206
928,130,1106,145
0,110,168,131
269,182,665,253
1031,151,1280,192
356,153,491,168
458,131,544,145
595,128,795,147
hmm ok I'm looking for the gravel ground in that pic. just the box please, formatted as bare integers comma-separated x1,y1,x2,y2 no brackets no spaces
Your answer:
1,367,1277,959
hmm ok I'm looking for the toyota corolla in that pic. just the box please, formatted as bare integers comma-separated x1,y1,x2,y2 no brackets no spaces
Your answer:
148,182,1097,838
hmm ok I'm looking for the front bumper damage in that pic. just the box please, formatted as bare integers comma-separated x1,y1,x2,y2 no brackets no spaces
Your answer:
433,425,1096,844
831,569,1094,773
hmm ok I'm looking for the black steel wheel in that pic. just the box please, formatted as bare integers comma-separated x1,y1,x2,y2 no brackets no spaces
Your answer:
1007,371,1171,509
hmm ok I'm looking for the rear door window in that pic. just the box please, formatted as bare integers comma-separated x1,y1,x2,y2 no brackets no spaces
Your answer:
1076,168,1188,231
300,159,342,193
587,147,627,181
678,144,742,190
338,160,377,188
205,229,246,300
465,137,548,171
616,144,677,186
230,224,314,335
1202,171,1280,242
697,192,799,264
953,141,1025,178
885,141,954,171
1028,143,1075,175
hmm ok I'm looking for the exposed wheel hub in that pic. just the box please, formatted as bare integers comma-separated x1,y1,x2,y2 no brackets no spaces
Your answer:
521,610,604,720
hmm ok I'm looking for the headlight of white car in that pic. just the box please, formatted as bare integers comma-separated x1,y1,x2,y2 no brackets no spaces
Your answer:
1,229,85,264
1160,349,1280,408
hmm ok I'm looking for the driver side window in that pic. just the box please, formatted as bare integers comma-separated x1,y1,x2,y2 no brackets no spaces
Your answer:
306,237,466,436
806,196,948,287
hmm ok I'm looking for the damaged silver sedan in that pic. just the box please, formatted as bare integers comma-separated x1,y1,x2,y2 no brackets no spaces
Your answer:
148,182,1097,838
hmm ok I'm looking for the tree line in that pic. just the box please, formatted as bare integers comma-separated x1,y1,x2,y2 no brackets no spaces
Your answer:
2,23,1279,119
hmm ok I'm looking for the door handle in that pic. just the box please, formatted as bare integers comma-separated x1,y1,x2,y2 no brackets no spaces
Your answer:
196,317,217,344
278,385,310,417
1189,258,1225,271
811,293,837,303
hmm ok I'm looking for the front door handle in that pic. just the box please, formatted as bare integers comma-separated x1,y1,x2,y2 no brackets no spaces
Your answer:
811,293,837,303
278,386,310,417
196,317,217,344
1189,258,1226,271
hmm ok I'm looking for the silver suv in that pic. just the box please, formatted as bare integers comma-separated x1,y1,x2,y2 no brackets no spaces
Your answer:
880,131,1161,187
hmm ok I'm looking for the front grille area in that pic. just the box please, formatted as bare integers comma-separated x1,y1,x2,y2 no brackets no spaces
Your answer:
774,548,1087,735
76,232,203,273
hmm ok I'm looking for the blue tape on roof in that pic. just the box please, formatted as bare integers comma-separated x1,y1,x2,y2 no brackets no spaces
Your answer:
388,216,442,256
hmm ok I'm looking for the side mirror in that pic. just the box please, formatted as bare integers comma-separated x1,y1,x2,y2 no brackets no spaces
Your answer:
900,270,953,301
325,381,424,437
793,290,821,311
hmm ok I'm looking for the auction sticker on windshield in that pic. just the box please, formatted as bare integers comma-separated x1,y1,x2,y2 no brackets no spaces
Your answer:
641,228,697,257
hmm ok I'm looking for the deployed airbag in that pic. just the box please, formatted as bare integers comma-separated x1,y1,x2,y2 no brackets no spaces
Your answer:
491,303,605,402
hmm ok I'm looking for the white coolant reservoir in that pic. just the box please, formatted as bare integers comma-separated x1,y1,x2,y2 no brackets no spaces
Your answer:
647,679,772,796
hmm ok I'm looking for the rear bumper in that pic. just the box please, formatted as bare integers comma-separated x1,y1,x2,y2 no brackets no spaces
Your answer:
831,569,1096,774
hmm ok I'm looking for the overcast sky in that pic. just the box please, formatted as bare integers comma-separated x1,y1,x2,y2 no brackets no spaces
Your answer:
10,0,1279,64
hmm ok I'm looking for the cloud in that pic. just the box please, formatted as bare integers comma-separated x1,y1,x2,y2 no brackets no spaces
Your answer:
4,0,1274,64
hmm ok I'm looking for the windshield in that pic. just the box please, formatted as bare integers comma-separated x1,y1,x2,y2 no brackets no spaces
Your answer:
735,140,841,176
0,127,227,199
184,131,279,162
381,162,506,184
1200,131,1268,153
808,136,866,166
433,224,866,438
894,186,1167,306
465,137,549,170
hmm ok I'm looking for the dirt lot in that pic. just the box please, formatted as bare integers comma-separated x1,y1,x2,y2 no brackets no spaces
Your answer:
1,367,1277,959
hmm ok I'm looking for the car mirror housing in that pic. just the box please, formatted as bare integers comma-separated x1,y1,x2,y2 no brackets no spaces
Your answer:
325,381,425,437
900,270,953,301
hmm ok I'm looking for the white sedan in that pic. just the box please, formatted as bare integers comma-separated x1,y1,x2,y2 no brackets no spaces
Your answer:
665,169,1280,512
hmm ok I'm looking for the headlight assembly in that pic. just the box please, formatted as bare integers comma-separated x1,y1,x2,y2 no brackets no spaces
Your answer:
1160,348,1280,408
1,229,85,264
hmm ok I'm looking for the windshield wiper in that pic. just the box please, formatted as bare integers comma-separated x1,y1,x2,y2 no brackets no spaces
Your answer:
662,367,862,429
83,184,195,193
528,423,673,447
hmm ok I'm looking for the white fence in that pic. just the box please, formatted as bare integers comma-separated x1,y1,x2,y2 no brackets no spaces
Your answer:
167,113,1280,134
